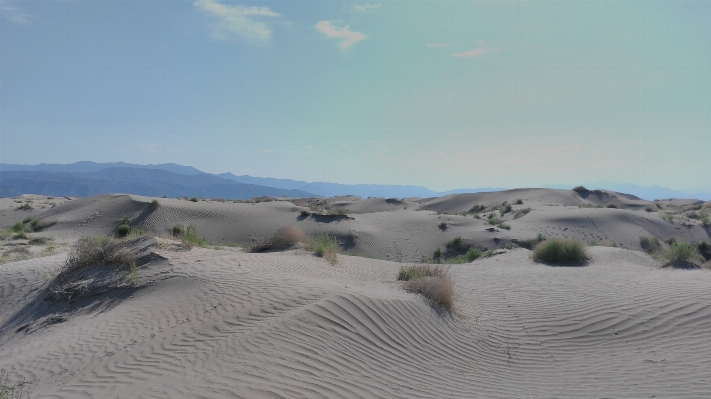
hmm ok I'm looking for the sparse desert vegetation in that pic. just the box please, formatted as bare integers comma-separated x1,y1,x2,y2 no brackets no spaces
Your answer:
306,234,340,264
532,238,589,265
397,264,454,312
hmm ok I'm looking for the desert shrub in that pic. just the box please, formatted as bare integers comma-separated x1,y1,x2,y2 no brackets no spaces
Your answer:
190,197,198,202
299,210,311,217
182,224,207,248
572,186,589,193
433,247,442,262
398,265,454,311
697,241,711,261
445,237,468,252
29,237,49,245
701,212,709,226
464,248,482,261
306,235,340,264
15,203,33,211
12,231,27,240
487,217,502,225
248,226,307,252
21,217,32,224
500,203,512,214
665,237,677,245
437,222,448,230
497,223,511,230
532,238,589,265
606,204,618,209
666,241,697,263
171,225,184,237
116,224,131,237
150,199,161,210
469,205,485,213
515,199,523,205
58,237,136,278
513,208,532,219
645,206,654,212
639,236,661,254
11,223,29,233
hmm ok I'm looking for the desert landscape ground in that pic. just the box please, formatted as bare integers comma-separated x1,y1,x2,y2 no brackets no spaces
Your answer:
1,188,711,398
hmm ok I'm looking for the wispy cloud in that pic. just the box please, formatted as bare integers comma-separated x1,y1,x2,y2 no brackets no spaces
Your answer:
451,42,491,58
1,0,32,25
353,3,381,13
194,0,280,42
426,43,457,48
315,21,367,50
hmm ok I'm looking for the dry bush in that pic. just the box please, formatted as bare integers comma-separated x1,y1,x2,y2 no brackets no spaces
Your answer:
639,236,661,254
398,265,454,312
305,234,340,264
249,226,307,252
513,207,532,219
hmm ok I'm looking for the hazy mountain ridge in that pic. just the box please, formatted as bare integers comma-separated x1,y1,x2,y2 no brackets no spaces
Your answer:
0,168,315,199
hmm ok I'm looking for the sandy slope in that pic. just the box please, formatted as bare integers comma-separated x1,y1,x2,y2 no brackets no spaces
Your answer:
1,245,711,398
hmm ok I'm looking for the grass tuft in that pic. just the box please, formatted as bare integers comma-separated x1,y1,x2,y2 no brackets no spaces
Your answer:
181,224,207,248
150,199,161,210
532,238,589,265
665,241,697,263
248,226,307,252
397,265,454,312
306,234,340,264
639,236,661,255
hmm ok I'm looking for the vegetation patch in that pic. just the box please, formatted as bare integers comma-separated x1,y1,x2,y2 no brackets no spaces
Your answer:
0,371,30,399
513,208,532,219
532,238,589,266
664,241,699,267
306,234,340,264
639,236,661,255
397,264,454,312
248,226,307,252
181,224,207,248
572,186,589,194
150,199,161,210
468,205,485,213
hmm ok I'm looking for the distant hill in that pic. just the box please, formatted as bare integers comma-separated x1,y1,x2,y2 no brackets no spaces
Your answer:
0,161,203,176
218,172,504,199
0,168,315,199
545,182,711,202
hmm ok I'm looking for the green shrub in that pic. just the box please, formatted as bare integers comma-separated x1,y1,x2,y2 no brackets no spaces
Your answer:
515,199,523,205
116,224,131,237
500,203,512,214
639,236,660,254
433,247,442,262
701,212,709,226
150,199,161,210
645,206,654,212
11,223,26,233
469,205,485,213
13,231,27,240
497,223,511,230
171,225,184,237
697,241,711,261
464,248,482,262
182,224,207,248
190,197,198,202
532,239,589,265
445,237,467,252
606,204,618,209
306,235,340,264
513,208,532,219
666,241,696,263
299,210,311,217
22,217,32,224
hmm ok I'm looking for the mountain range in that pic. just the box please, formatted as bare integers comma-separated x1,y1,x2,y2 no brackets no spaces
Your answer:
0,162,709,201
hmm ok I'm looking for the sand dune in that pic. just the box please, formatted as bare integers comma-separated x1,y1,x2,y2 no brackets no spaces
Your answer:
1,189,710,397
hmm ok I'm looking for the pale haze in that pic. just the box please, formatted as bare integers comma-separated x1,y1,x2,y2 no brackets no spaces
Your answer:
1,0,709,192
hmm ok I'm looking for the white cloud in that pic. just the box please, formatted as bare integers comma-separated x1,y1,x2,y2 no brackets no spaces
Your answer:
315,21,367,50
194,0,280,42
1,0,32,25
451,43,490,58
353,3,380,13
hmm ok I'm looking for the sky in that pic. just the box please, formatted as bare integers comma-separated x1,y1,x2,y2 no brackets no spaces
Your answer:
1,0,710,191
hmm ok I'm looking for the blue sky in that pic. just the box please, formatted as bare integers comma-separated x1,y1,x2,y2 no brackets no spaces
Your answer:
1,0,709,191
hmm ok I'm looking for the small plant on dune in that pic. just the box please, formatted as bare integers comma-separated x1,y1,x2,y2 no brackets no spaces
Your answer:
248,226,307,252
500,203,512,214
397,264,454,312
171,225,184,237
11,222,30,234
13,231,27,240
665,241,697,264
639,236,661,255
606,204,618,209
0,371,31,399
645,206,654,212
445,237,468,253
128,261,139,286
513,208,532,219
497,223,511,230
306,235,340,264
433,247,442,262
469,204,485,213
21,217,32,224
437,222,448,230
572,186,589,194
150,199,161,210
532,238,589,265
182,224,207,248
515,199,523,205
15,203,33,211
116,224,131,237
190,197,198,202
697,241,711,261
465,248,482,261
701,211,710,226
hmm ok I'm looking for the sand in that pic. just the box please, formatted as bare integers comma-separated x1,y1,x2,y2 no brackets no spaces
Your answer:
1,189,710,398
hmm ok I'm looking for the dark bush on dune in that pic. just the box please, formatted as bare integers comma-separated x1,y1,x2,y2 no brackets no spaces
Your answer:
606,204,618,209
666,242,697,263
532,238,589,265
248,226,307,253
697,241,711,261
397,264,454,312
572,186,589,194
639,236,661,254
116,224,131,237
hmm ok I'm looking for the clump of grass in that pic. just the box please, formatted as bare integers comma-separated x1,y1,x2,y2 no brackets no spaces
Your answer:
171,225,184,237
433,247,442,262
572,186,589,194
397,264,454,312
150,199,161,210
513,208,532,219
248,226,307,252
306,234,340,264
639,236,661,254
15,203,33,211
532,238,589,265
469,205,485,213
665,241,697,263
438,222,448,230
645,206,654,212
697,241,711,261
181,224,207,248
21,217,32,224
497,223,511,230
515,199,523,205
128,261,139,286
13,231,27,240
298,209,311,217
11,222,30,234
445,237,467,252
190,197,198,202
701,212,710,226
500,202,512,215
116,224,131,237
606,204,618,209
29,237,50,246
